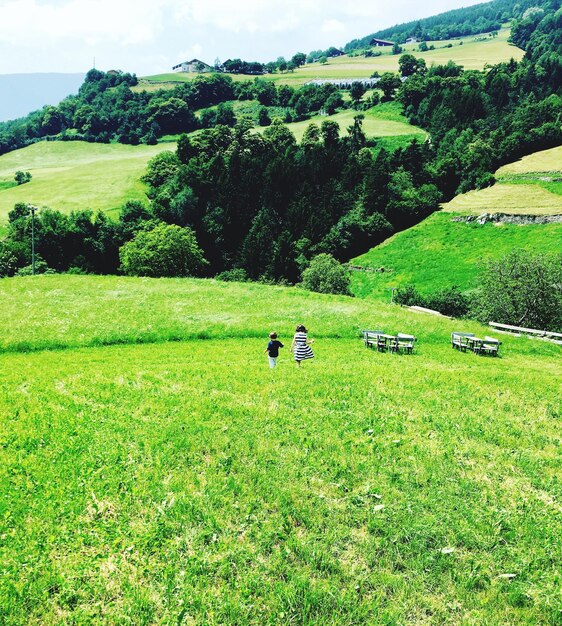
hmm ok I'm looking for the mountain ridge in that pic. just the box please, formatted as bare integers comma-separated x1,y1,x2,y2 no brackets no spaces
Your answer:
0,72,85,123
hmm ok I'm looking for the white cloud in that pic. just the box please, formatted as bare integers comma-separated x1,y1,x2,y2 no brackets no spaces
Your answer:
322,19,346,34
0,0,489,73
0,0,165,45
178,44,204,61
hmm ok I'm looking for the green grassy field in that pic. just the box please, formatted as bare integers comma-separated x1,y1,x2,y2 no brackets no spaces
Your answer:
141,28,523,90
255,103,427,145
403,149,562,301
442,145,562,215
0,275,560,625
351,211,562,299
0,141,176,221
496,145,562,175
441,183,562,215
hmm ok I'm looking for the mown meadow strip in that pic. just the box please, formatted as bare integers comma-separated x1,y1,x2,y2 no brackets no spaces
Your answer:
0,274,495,353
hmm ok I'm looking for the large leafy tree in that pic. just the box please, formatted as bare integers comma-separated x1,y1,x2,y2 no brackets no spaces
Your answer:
301,253,351,295
119,223,208,278
472,250,562,331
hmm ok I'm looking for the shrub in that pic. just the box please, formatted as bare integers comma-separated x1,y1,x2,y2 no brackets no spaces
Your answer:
215,268,249,282
301,253,351,296
15,258,54,276
119,223,208,278
426,285,469,317
394,284,425,307
14,171,32,185
258,106,271,127
0,248,18,277
471,250,562,331
395,284,469,317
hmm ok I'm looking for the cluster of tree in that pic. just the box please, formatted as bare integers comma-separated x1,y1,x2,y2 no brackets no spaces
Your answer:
344,0,541,49
14,171,32,185
139,117,439,282
221,59,266,75
262,53,308,73
472,250,562,331
132,3,560,283
305,47,345,64
395,284,469,317
395,250,562,331
395,4,562,196
219,52,309,76
0,69,222,152
0,200,211,280
0,71,351,155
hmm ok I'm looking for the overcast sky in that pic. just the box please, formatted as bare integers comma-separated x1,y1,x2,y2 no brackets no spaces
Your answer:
0,0,485,75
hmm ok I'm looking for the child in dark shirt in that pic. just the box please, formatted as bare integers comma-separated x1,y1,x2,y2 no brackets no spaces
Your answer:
264,332,284,369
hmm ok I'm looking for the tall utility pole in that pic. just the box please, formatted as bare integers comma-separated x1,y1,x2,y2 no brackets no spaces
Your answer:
29,205,37,275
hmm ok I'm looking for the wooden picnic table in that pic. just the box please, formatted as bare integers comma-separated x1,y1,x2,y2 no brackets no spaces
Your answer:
466,336,483,353
362,331,417,354
465,335,501,356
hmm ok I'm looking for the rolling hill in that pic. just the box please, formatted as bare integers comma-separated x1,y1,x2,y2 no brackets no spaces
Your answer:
139,27,523,90
1,1,561,622
0,141,176,221
351,146,562,300
0,274,560,624
0,103,426,223
254,102,427,145
441,145,562,215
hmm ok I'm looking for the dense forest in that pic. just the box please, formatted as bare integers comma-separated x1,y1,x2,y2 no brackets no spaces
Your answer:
345,0,548,47
0,1,561,282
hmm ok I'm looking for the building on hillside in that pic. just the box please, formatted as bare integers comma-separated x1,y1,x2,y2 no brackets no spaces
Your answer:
172,59,213,73
369,38,394,47
306,78,381,88
329,49,346,57
405,37,419,44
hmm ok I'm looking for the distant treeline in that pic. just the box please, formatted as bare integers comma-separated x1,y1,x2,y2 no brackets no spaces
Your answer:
219,49,344,75
0,72,351,155
345,0,549,48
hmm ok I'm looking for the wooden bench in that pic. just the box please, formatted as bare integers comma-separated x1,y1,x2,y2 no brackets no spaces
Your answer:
451,332,474,352
362,330,384,350
392,333,416,354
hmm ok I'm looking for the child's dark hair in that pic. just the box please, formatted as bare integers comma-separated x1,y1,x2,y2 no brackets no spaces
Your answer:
269,332,277,339
296,324,307,332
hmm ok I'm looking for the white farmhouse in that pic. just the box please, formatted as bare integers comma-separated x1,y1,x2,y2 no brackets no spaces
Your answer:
172,59,213,73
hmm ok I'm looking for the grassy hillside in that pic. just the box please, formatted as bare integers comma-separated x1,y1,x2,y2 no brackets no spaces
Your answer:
0,275,560,625
140,28,523,90
255,103,427,145
351,212,562,299
496,145,562,175
351,145,562,299
442,146,562,215
441,183,562,215
0,141,176,221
